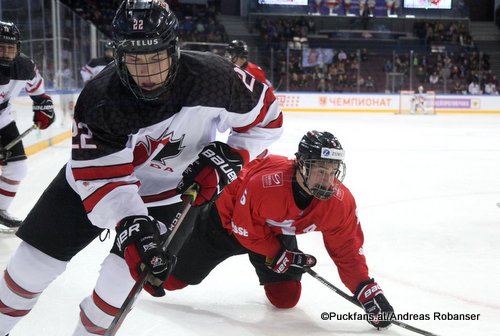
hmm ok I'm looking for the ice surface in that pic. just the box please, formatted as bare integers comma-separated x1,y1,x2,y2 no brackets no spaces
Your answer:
1,112,499,336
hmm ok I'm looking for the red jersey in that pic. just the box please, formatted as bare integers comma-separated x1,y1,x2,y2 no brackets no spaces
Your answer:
242,61,273,88
215,155,370,293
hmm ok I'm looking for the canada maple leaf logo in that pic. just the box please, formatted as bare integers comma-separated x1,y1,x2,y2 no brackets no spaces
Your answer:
133,130,185,167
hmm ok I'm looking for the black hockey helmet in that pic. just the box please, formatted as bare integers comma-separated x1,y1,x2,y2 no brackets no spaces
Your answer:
104,41,114,51
225,40,248,61
112,0,180,100
295,130,346,200
103,41,115,62
0,21,21,67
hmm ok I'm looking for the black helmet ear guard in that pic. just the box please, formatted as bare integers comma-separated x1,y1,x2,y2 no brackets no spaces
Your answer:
112,0,180,100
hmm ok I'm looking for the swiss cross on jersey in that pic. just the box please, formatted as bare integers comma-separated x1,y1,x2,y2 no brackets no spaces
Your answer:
133,131,185,167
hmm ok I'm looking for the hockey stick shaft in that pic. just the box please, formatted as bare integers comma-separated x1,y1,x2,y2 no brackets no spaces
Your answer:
305,268,440,336
104,184,199,336
4,124,38,151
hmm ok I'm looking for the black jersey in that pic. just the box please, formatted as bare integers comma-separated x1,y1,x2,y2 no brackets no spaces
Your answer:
68,50,283,230
80,56,114,83
0,53,46,120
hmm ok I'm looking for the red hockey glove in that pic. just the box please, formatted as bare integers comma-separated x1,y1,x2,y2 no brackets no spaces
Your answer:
355,279,394,329
266,248,317,275
115,215,176,297
177,141,244,206
32,94,55,129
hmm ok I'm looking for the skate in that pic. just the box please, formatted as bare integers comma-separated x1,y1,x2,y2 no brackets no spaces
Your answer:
0,210,22,234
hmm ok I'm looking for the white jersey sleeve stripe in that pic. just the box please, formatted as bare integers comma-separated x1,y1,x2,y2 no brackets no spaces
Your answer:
86,184,148,230
82,180,141,213
226,88,283,161
72,163,134,181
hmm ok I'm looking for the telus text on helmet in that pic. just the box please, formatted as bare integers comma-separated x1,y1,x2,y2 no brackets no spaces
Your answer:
129,39,159,47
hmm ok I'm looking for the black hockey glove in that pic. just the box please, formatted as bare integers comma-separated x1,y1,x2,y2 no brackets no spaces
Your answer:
115,215,176,297
177,141,244,206
355,279,394,330
32,94,55,129
265,247,317,275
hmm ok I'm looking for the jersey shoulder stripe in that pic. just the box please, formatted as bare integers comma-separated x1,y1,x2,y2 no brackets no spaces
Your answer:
178,51,265,113
87,57,113,68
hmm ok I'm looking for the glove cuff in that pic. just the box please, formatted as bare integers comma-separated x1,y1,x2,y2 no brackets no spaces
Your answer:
354,278,375,295
355,278,384,304
30,93,52,104
198,141,244,185
115,215,158,251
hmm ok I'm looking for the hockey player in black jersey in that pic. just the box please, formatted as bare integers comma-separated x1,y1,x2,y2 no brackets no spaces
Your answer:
80,41,114,84
0,1,281,335
0,21,55,232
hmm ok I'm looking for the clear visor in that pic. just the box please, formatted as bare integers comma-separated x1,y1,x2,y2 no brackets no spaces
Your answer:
123,50,172,92
301,159,346,200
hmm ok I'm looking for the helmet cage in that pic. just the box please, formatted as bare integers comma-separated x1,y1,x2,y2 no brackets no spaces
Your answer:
297,155,346,200
295,130,346,200
112,0,180,100
115,40,179,100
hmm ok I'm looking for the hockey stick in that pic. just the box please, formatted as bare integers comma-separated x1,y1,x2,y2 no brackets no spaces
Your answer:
305,268,441,336
0,124,38,161
104,184,199,336
4,124,38,151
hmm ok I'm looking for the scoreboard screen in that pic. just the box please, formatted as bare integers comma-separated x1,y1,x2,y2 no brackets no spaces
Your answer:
258,0,308,5
403,0,452,9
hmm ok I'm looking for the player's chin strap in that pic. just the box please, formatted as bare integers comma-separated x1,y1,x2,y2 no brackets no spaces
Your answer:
104,184,200,336
304,268,441,336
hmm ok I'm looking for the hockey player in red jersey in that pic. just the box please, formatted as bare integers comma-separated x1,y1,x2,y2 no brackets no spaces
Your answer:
225,39,273,89
165,130,394,330
0,21,55,232
0,1,282,335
